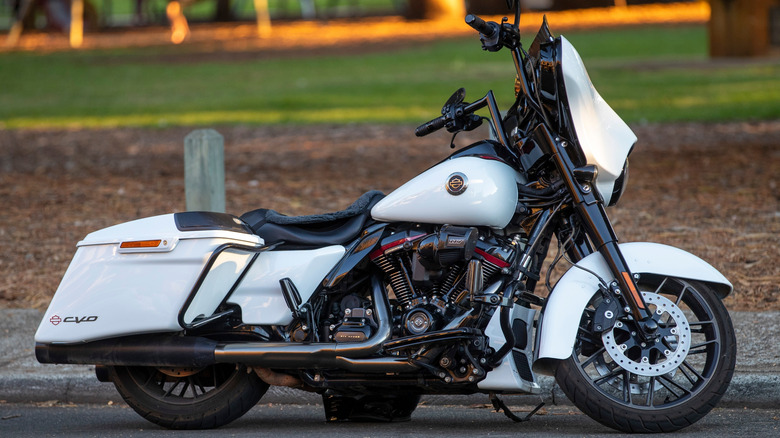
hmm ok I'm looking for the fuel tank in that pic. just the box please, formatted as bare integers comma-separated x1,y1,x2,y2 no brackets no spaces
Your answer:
371,157,520,228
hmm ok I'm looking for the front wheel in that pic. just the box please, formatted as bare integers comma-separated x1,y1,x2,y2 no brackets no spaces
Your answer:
555,278,736,433
108,364,269,429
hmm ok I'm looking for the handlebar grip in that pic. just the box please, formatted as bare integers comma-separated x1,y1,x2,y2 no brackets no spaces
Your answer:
465,14,497,38
415,115,448,137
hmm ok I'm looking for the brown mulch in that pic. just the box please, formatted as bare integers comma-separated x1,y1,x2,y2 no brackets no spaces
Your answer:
1,121,778,311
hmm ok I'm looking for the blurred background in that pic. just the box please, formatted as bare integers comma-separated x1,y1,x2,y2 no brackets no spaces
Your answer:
1,1,778,311
2,0,779,127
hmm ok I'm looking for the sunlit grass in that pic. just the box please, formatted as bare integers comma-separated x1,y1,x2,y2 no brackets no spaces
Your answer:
1,106,437,129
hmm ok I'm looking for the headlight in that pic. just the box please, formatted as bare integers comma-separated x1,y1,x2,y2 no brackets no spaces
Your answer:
608,160,629,207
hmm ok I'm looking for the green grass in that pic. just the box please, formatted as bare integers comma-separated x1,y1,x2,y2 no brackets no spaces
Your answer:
564,26,780,122
0,24,778,129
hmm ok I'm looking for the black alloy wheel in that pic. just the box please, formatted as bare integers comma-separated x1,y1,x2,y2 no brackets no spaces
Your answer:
555,278,736,433
108,363,269,429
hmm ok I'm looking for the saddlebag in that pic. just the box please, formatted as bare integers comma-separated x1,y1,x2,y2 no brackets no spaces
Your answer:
34,212,263,344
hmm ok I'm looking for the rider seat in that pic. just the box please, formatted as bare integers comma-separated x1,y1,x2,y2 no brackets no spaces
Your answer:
240,191,385,249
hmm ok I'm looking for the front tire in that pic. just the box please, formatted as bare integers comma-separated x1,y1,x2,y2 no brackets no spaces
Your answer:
555,278,736,433
108,364,269,429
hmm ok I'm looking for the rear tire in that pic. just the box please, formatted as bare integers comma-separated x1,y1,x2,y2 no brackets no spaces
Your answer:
109,364,269,429
554,278,736,433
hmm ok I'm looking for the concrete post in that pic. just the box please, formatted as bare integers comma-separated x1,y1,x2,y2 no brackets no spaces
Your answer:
184,129,225,212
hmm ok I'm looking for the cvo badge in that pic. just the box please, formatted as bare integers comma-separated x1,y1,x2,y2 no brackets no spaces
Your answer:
446,172,468,195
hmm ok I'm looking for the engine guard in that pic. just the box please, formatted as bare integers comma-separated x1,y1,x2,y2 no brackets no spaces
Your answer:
532,242,732,375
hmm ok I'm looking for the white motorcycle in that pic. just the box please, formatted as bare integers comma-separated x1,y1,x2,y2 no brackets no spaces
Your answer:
35,1,735,433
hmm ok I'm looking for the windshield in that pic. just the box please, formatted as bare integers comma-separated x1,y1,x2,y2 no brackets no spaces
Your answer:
559,37,637,205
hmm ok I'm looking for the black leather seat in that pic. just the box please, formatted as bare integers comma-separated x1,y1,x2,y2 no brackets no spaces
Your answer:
240,191,385,249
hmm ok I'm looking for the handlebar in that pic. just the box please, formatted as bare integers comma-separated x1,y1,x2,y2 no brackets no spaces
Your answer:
465,14,498,38
415,115,448,137
415,13,519,141
415,95,494,138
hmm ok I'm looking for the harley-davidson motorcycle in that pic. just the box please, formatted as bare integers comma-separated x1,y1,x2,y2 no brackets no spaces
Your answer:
35,1,736,433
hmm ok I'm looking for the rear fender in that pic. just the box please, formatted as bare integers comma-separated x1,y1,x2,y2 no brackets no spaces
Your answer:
533,242,731,375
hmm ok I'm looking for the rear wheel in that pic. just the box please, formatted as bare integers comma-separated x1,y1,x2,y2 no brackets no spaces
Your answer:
555,278,736,433
108,364,268,429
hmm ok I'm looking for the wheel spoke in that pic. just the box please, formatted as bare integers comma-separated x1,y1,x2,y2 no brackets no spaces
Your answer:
689,319,714,334
622,370,632,404
594,368,623,387
658,373,692,398
656,375,681,399
680,360,704,381
577,326,601,345
675,284,689,306
190,376,207,397
187,377,198,397
177,380,190,398
653,277,670,295
645,376,657,405
688,320,714,326
680,360,704,385
164,380,181,397
688,339,718,356
581,347,606,369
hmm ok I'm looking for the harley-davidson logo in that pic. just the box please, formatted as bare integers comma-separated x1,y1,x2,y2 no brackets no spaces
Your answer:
446,173,468,195
50,315,62,326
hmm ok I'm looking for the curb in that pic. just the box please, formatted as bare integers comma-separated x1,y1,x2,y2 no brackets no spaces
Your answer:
1,371,777,409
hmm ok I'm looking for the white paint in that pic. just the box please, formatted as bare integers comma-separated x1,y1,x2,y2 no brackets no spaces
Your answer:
35,214,261,344
227,245,346,325
561,36,637,205
371,157,520,228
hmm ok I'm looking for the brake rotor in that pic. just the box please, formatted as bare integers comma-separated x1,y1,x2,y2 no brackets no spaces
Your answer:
157,367,204,378
601,291,691,377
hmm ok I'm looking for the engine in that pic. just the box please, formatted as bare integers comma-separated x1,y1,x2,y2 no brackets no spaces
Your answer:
369,225,517,337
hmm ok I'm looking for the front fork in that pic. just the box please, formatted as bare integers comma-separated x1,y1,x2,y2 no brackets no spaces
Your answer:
533,124,653,325
575,202,653,322
508,40,649,321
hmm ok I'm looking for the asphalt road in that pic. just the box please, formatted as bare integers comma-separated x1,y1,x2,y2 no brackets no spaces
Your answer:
1,402,779,437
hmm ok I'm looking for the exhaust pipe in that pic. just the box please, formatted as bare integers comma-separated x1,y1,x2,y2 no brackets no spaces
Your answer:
36,277,418,373
214,277,417,373
36,335,218,368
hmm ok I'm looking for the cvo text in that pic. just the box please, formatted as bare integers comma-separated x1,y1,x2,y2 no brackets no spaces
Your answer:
63,316,99,324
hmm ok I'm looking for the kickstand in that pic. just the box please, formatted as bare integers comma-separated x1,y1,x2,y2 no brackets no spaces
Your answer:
489,393,545,423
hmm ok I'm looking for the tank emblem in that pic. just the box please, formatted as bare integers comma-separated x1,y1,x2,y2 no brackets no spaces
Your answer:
446,172,468,195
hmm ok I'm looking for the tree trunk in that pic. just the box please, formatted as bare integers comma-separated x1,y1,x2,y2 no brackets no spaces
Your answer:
406,0,466,20
709,0,780,57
